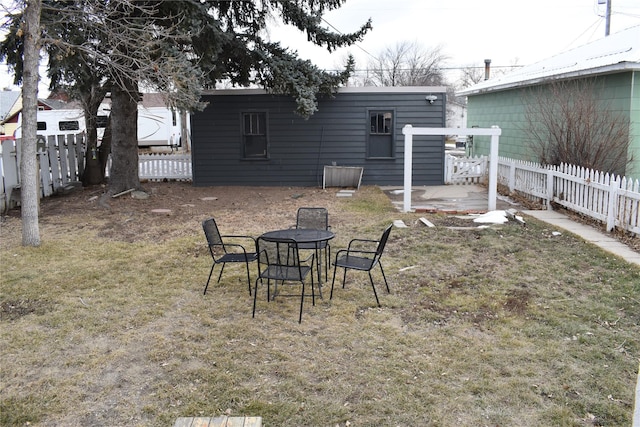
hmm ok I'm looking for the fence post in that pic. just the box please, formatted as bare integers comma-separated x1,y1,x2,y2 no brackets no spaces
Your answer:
38,148,52,197
606,177,619,232
546,168,554,210
402,125,413,212
2,139,20,211
508,159,516,193
444,155,451,184
486,128,500,210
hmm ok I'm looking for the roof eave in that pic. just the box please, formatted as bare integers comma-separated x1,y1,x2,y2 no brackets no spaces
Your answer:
202,86,448,96
458,62,640,97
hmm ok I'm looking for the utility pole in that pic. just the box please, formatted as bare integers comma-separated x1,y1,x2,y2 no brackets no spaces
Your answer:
599,0,612,36
605,0,612,36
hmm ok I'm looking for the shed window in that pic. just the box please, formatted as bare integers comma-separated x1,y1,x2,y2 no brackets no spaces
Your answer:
367,110,394,158
242,112,267,159
59,121,80,131
37,122,47,131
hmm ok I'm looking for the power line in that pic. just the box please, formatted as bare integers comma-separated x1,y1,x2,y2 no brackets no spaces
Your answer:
320,17,378,62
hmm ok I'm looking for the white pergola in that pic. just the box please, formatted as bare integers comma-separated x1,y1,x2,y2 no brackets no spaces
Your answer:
401,125,502,213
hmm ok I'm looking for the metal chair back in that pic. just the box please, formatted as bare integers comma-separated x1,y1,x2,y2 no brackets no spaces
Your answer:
296,207,329,230
203,217,224,250
201,218,258,295
253,237,316,323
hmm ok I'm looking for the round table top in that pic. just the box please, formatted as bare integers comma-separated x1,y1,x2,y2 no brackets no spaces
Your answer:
260,228,335,244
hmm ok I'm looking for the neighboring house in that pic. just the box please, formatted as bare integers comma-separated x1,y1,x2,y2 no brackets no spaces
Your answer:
446,96,467,131
0,90,22,136
458,25,640,178
190,86,447,187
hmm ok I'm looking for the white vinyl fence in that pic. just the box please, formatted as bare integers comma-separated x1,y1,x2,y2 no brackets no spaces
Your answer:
137,153,192,181
447,154,640,234
497,157,640,234
1,136,192,212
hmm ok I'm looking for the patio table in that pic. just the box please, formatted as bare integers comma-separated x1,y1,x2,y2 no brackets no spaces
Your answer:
259,228,335,284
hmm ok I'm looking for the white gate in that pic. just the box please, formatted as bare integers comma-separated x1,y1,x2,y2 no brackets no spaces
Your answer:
444,154,487,184
402,125,501,212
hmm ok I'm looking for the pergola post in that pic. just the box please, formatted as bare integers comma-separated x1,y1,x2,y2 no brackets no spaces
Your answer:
401,125,502,212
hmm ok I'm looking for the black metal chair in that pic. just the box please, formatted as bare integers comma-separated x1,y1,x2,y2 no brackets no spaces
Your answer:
202,218,258,296
252,237,316,323
330,224,392,306
295,207,331,281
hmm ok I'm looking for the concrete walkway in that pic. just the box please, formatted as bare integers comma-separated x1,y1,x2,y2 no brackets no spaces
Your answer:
522,209,640,267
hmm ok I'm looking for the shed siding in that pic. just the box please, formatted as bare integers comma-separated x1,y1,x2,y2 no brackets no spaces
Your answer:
191,90,445,187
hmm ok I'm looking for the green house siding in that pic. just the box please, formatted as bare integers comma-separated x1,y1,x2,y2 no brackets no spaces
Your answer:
466,71,640,179
629,70,640,178
466,91,530,161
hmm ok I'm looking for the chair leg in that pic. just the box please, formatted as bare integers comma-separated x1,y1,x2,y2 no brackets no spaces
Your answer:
312,258,322,300
299,280,305,323
311,262,316,305
244,261,252,296
325,246,330,282
330,265,339,299
252,278,260,318
368,271,381,307
217,263,225,283
342,268,348,288
379,262,390,293
315,248,321,283
204,264,216,295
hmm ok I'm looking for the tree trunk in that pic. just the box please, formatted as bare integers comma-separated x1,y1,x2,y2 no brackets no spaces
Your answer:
20,0,42,247
180,110,190,152
108,80,141,195
82,90,108,186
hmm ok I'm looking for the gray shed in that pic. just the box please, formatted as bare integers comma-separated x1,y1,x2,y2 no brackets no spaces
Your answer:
191,86,447,187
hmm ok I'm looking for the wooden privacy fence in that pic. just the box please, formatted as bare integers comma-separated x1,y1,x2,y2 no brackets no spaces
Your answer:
497,157,640,234
1,136,192,212
1,135,85,212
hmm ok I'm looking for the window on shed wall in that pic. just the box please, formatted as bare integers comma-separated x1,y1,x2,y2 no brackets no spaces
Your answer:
368,110,394,158
242,112,268,159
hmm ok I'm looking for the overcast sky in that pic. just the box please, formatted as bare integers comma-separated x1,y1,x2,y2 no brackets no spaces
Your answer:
1,0,639,93
267,0,640,79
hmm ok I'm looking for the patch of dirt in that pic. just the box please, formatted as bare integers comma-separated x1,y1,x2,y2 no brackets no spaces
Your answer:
2,182,637,254
2,182,353,243
0,299,50,321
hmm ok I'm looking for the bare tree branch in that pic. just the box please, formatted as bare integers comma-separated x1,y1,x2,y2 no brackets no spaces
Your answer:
523,78,632,176
363,41,448,87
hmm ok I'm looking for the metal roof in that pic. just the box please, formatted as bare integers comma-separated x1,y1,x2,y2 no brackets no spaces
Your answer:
458,25,640,96
0,91,20,122
203,86,448,96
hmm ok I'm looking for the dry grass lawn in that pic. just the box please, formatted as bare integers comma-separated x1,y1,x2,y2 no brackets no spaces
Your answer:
1,182,639,426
